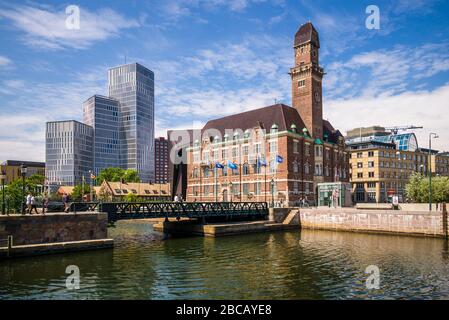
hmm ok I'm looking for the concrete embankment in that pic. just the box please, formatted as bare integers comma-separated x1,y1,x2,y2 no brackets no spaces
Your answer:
0,212,113,258
298,205,448,238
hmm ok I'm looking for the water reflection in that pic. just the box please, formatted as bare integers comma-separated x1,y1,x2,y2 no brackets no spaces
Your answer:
1,221,449,299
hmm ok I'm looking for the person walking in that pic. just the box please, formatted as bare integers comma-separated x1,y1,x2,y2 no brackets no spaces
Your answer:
30,194,39,214
63,193,69,213
26,193,32,214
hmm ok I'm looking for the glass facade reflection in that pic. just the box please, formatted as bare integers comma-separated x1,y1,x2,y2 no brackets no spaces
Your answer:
83,95,120,177
108,63,155,182
45,121,94,186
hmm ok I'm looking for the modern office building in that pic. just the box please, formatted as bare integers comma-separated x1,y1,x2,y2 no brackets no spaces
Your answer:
83,95,121,177
0,160,45,184
185,23,350,206
346,126,449,203
154,137,169,184
108,63,155,182
45,120,94,186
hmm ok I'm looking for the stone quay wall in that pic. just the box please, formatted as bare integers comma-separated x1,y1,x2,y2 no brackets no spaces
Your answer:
298,206,448,238
0,213,108,246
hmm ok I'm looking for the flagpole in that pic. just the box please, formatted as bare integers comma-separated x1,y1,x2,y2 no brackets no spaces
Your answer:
199,164,203,202
215,165,218,203
264,165,267,203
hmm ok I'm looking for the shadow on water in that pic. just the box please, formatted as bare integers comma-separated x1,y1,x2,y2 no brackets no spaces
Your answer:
1,220,449,299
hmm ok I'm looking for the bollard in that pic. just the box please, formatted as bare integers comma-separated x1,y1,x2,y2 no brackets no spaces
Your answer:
7,235,13,258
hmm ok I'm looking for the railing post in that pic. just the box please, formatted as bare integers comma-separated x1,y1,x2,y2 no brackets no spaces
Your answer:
7,235,13,258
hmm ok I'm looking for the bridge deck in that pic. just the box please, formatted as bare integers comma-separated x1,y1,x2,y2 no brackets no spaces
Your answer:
71,202,269,223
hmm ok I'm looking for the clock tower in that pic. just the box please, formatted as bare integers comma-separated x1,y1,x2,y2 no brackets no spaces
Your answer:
290,22,324,139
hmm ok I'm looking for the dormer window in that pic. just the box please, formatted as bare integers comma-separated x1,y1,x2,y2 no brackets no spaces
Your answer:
271,123,278,134
194,139,200,147
223,134,229,142
233,132,239,140
214,135,220,144
244,129,251,139
290,124,297,133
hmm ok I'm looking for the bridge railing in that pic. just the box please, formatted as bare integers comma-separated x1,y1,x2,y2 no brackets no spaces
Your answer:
69,201,269,222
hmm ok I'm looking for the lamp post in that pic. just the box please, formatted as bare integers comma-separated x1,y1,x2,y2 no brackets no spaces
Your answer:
0,170,6,215
20,164,27,215
270,178,275,208
429,133,439,211
88,170,93,202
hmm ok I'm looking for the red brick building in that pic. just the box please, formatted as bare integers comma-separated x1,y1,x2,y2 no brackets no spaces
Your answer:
185,22,349,206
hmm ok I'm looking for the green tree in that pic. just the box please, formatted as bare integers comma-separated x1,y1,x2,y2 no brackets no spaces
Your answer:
27,174,45,186
406,173,449,203
122,169,140,183
97,167,140,184
72,184,91,201
5,179,38,213
124,193,139,203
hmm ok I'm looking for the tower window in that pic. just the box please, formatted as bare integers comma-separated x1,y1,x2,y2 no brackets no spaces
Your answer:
298,80,306,88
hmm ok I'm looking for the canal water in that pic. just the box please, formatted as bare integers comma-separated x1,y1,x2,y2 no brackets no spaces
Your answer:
1,220,449,300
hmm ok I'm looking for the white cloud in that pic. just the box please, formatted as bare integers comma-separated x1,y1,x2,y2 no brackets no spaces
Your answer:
325,43,449,99
0,56,12,67
0,68,108,162
325,83,449,152
0,5,140,50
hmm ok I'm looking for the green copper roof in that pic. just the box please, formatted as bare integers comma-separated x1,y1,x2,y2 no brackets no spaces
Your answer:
314,138,323,145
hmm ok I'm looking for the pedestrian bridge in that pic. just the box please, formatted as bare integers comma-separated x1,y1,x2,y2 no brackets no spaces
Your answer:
70,202,269,223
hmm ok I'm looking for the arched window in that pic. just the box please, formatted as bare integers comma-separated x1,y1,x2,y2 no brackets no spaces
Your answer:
293,162,299,173
204,167,210,178
271,123,279,134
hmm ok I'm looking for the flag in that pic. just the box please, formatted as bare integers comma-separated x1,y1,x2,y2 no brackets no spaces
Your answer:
276,155,284,163
258,157,267,167
215,163,224,169
228,161,238,170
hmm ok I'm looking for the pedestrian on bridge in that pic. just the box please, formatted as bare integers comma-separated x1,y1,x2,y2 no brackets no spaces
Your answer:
29,194,39,215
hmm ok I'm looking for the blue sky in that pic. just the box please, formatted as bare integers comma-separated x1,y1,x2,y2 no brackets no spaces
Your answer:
0,0,449,161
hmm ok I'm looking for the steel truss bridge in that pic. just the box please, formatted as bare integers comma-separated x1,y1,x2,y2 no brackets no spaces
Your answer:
70,202,269,223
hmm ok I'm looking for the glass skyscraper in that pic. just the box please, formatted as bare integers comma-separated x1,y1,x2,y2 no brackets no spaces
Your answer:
46,120,94,186
83,95,121,177
108,63,155,182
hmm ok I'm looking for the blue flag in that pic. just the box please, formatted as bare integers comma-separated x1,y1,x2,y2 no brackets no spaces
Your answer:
276,155,284,163
228,161,238,170
258,157,267,167
215,163,224,169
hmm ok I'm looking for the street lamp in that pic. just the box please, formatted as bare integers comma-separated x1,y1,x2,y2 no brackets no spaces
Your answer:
270,178,275,208
0,169,6,215
20,164,27,215
429,133,439,211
